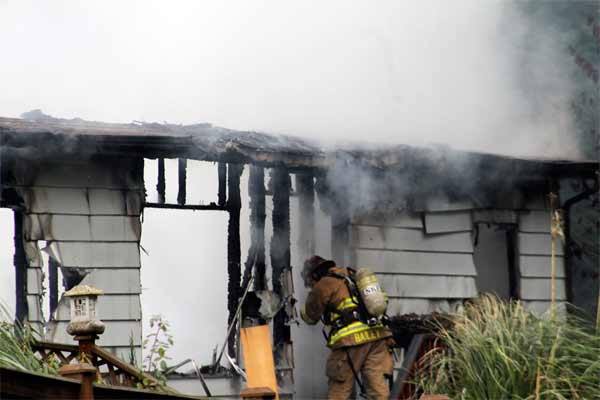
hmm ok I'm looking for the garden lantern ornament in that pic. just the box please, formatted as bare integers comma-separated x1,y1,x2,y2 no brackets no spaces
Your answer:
64,285,106,337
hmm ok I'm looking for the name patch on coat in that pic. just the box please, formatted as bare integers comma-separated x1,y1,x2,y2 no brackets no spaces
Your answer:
353,329,381,344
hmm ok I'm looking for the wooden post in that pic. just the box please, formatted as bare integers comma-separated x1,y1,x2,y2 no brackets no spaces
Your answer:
58,363,97,400
177,158,187,205
157,159,166,204
59,335,100,400
218,162,227,207
13,210,28,324
269,168,293,390
227,163,244,355
249,166,267,291
270,168,291,345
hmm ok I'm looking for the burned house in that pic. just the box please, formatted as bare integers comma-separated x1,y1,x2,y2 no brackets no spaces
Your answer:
1,113,598,398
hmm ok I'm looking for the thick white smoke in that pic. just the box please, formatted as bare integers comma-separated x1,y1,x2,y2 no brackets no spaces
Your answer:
0,1,582,158
0,0,585,369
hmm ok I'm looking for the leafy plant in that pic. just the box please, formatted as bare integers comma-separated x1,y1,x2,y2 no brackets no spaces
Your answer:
415,295,600,399
128,331,138,367
0,303,58,375
142,315,174,385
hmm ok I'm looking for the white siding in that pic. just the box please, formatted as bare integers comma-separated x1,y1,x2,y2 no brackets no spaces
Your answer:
380,275,477,299
17,157,143,358
517,208,567,313
43,242,141,268
519,256,565,278
353,213,423,229
20,187,142,216
355,249,476,275
424,211,472,234
25,215,140,242
353,226,473,253
518,233,564,256
350,206,476,315
519,211,551,233
387,298,464,315
520,278,567,300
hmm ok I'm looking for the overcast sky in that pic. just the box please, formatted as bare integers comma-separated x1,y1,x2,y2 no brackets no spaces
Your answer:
0,1,581,156
0,0,583,365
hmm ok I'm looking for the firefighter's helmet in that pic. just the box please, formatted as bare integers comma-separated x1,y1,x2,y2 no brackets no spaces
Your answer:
301,255,335,288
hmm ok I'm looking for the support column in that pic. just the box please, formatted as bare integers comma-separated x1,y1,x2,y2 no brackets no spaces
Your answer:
296,173,316,260
218,162,227,207
270,168,294,391
13,210,28,324
157,159,166,204
227,163,243,355
177,158,187,205
249,166,267,291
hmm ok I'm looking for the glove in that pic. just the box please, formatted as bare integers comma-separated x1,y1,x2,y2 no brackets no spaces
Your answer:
300,305,318,325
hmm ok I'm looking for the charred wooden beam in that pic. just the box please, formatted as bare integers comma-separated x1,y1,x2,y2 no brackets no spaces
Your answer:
48,258,59,316
13,210,28,324
157,158,166,204
144,202,227,211
226,163,244,355
249,166,267,291
270,168,291,345
218,162,227,207
177,158,187,205
296,173,316,259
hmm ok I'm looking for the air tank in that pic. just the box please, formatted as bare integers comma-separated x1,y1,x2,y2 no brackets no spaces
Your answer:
354,267,388,317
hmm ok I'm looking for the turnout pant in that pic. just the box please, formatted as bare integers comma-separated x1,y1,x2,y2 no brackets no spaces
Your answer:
326,339,394,400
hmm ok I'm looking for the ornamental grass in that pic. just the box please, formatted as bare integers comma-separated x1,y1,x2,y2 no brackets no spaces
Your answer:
0,304,59,375
416,295,600,400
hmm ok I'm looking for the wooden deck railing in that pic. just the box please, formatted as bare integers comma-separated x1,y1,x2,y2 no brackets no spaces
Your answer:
32,340,162,389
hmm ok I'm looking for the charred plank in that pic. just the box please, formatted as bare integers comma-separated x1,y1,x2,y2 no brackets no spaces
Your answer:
157,158,166,204
144,202,227,211
13,210,28,324
177,158,187,205
270,168,291,346
226,163,244,355
249,166,266,291
218,162,227,207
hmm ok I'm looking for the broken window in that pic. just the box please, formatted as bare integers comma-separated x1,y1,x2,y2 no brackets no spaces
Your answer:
473,223,518,300
141,159,239,366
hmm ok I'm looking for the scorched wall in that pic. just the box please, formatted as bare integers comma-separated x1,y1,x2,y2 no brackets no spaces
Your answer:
14,156,144,363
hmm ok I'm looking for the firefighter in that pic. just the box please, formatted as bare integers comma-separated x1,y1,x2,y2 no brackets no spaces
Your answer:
300,255,394,400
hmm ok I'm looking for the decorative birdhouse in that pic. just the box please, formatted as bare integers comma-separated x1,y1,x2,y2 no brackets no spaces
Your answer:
64,285,105,336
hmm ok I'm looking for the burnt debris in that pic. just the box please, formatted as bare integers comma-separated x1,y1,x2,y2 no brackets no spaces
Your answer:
249,166,267,291
226,163,243,355
157,158,166,204
270,168,291,343
177,158,187,205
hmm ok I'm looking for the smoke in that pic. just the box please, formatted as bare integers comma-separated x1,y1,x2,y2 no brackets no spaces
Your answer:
0,0,588,371
0,1,583,158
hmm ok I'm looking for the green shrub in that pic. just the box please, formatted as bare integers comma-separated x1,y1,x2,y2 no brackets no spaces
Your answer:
416,295,600,399
0,304,59,375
